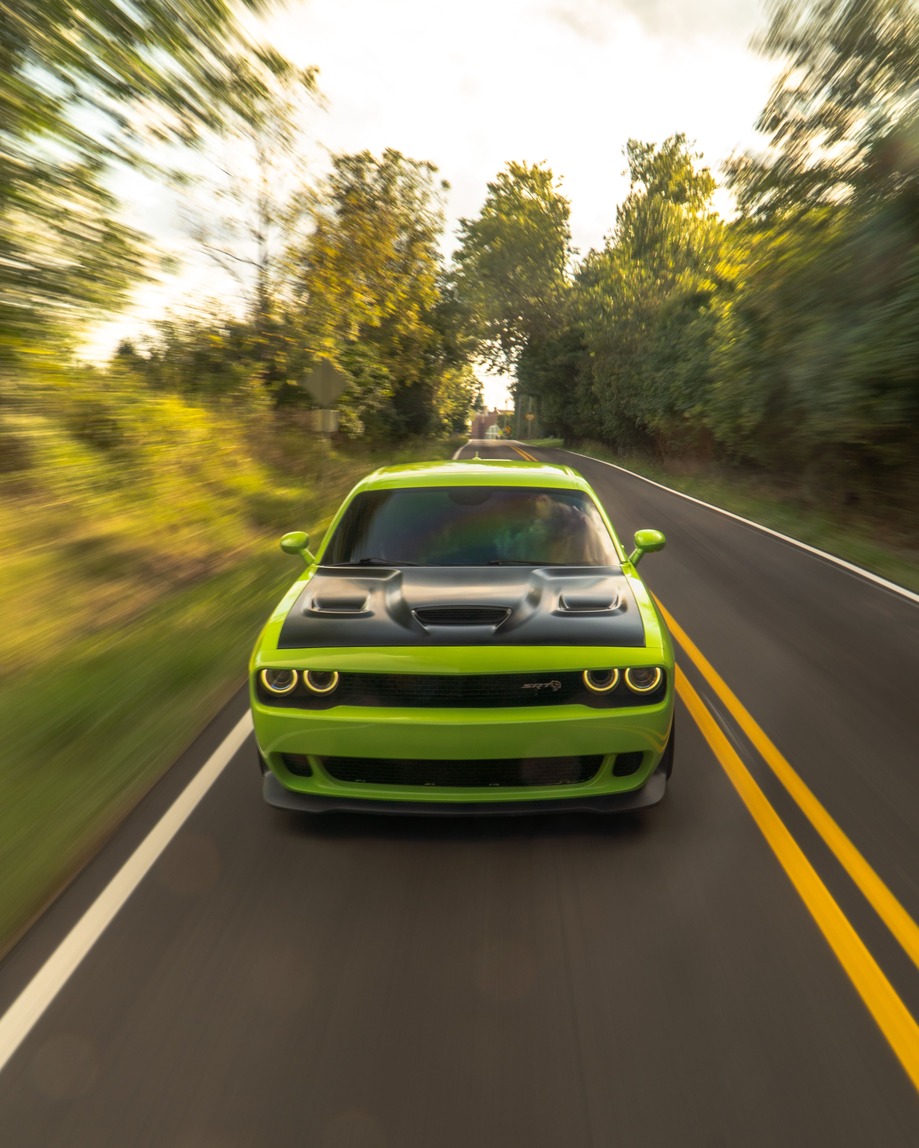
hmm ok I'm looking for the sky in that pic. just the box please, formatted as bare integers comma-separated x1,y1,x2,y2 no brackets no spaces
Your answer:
90,0,779,408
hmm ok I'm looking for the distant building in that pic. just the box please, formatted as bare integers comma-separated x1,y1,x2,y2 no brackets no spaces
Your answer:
471,407,512,439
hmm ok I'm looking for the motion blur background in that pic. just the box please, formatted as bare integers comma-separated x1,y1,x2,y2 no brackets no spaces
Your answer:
1,0,918,952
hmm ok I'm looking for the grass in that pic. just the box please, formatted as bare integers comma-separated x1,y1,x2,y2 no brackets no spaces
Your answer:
0,553,291,952
0,373,461,956
570,441,919,596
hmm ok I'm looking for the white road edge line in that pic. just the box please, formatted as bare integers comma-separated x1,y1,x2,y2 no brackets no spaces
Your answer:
0,711,253,1077
561,449,919,608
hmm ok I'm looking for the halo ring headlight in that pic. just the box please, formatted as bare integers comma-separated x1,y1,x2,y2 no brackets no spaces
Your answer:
304,669,340,695
260,667,298,696
583,668,620,693
624,666,663,694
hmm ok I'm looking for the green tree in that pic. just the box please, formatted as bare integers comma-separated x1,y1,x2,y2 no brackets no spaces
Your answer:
290,149,472,436
115,311,258,399
575,136,723,450
709,202,919,509
451,162,573,373
515,326,589,440
717,0,919,513
182,47,321,390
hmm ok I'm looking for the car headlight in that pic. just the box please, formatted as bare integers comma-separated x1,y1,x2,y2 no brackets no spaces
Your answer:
583,668,620,693
304,669,340,695
624,666,663,694
259,668,299,696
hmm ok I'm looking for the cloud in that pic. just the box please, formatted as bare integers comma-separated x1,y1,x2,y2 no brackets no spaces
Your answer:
547,0,765,46
545,0,617,41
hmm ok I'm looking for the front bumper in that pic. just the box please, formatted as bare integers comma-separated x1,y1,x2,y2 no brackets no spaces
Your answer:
263,761,668,815
253,696,673,810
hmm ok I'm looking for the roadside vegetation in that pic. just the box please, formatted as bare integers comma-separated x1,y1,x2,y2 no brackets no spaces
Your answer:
564,443,919,595
0,366,459,954
519,434,919,591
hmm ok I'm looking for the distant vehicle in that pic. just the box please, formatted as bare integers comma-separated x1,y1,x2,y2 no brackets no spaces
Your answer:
484,423,502,439
250,458,674,814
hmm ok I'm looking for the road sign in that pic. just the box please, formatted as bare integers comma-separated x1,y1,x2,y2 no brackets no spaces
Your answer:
304,360,349,407
525,412,536,422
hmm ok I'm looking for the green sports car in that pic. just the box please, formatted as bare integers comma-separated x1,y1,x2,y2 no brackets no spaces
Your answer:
250,457,674,814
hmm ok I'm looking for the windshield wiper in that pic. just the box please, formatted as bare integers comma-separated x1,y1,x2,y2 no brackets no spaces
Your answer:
331,557,420,567
486,558,541,566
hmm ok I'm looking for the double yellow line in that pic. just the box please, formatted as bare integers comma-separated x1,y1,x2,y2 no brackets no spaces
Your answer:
658,599,919,1091
512,446,538,461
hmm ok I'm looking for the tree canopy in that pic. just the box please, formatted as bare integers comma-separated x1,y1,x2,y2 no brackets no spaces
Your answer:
287,149,477,435
0,0,275,368
6,0,919,520
729,0,919,215
451,162,573,372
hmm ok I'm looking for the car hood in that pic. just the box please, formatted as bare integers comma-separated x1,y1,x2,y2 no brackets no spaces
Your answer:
277,565,646,648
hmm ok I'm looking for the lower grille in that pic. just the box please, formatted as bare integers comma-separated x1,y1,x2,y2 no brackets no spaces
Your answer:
612,751,644,776
320,755,603,788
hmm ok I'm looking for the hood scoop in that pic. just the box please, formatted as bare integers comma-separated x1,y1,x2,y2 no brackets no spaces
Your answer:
306,576,375,616
413,605,511,628
558,589,620,613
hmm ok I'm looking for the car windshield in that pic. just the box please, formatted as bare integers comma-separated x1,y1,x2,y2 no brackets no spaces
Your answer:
323,485,619,567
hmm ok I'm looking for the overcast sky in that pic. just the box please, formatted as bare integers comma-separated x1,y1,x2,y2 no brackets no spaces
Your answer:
92,0,779,404
265,0,773,244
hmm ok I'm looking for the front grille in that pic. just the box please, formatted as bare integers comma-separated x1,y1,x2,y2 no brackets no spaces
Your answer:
321,755,603,788
346,672,580,707
257,670,667,710
612,751,645,776
413,606,511,627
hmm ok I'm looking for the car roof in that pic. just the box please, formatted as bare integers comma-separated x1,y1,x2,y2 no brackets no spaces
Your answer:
354,457,588,492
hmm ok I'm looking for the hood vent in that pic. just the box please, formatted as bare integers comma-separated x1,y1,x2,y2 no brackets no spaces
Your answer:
413,606,511,627
308,591,370,616
559,590,619,612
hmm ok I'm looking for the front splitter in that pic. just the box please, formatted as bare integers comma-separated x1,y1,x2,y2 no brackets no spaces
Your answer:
262,766,667,816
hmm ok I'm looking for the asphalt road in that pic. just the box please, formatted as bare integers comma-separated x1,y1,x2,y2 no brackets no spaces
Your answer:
0,441,917,1146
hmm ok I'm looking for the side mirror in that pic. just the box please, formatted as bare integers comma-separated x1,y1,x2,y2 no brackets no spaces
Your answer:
628,529,666,566
280,531,317,566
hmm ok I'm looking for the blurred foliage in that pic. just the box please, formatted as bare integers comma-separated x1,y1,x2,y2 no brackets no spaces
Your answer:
116,309,264,398
124,148,481,438
573,135,723,453
0,363,359,676
712,0,919,517
0,364,460,951
728,0,919,214
0,552,291,954
180,46,321,377
453,2,919,535
0,0,273,369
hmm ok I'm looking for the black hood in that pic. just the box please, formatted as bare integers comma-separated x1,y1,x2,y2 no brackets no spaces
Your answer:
277,565,645,649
